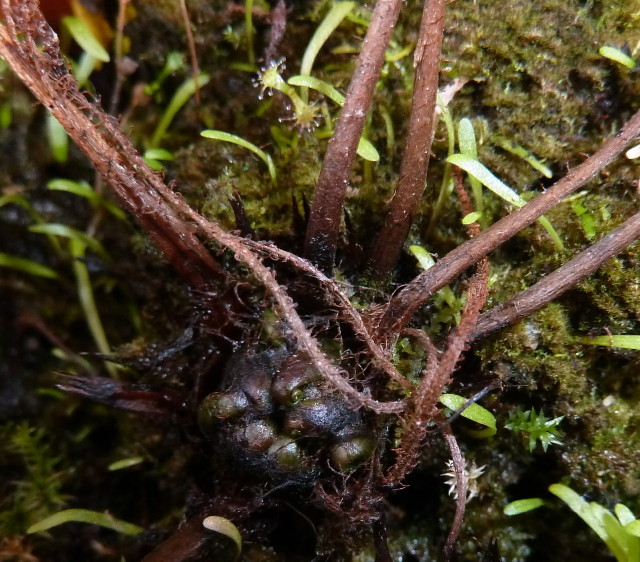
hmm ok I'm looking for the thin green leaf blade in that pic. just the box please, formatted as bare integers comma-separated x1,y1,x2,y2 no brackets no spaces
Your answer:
150,73,210,148
287,75,345,105
28,223,107,258
440,393,497,430
462,211,482,225
458,118,483,214
447,154,525,207
357,136,380,162
504,498,545,516
549,484,609,544
615,504,637,527
0,252,59,279
27,508,142,535
576,335,640,351
599,46,636,69
300,2,355,79
47,179,126,220
108,457,145,471
492,134,553,179
408,245,436,270
46,114,69,163
201,130,276,183
202,516,242,558
62,17,110,62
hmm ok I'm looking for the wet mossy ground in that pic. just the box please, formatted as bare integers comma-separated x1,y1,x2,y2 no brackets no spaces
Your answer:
1,0,639,560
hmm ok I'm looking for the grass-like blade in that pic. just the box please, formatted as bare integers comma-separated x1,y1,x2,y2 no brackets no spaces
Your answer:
150,73,210,148
447,154,564,250
28,508,142,535
201,130,276,183
299,2,355,101
504,498,545,516
62,16,110,62
576,334,640,351
599,46,636,69
0,252,59,279
440,393,497,431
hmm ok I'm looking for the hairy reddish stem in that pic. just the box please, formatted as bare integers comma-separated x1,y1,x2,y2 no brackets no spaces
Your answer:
442,427,467,560
374,107,640,339
304,0,404,273
371,0,446,278
470,209,640,342
385,257,488,484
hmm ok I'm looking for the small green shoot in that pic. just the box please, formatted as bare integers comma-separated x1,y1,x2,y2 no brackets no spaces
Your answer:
28,508,142,536
202,516,243,559
505,408,563,452
299,2,355,102
62,16,109,86
504,497,545,515
440,393,497,435
492,134,553,179
289,74,345,105
576,334,640,351
549,483,640,562
447,154,528,207
201,130,276,183
149,73,210,148
144,51,185,98
108,457,145,471
506,484,640,561
458,118,484,215
409,245,465,328
599,46,637,70
0,252,59,279
62,16,110,63
408,244,435,270
428,93,456,231
27,222,117,376
143,148,175,171
570,198,596,240
48,179,126,220
29,223,108,260
46,114,69,164
245,0,255,66
462,211,482,225
69,238,117,376
447,154,564,251
378,105,395,158
73,52,99,87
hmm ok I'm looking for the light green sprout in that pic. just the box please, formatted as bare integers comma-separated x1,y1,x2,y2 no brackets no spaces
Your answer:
28,508,142,536
447,154,564,251
505,408,563,452
201,129,277,183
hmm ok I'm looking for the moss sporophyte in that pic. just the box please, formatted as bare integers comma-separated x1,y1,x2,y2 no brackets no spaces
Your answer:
1,0,640,560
